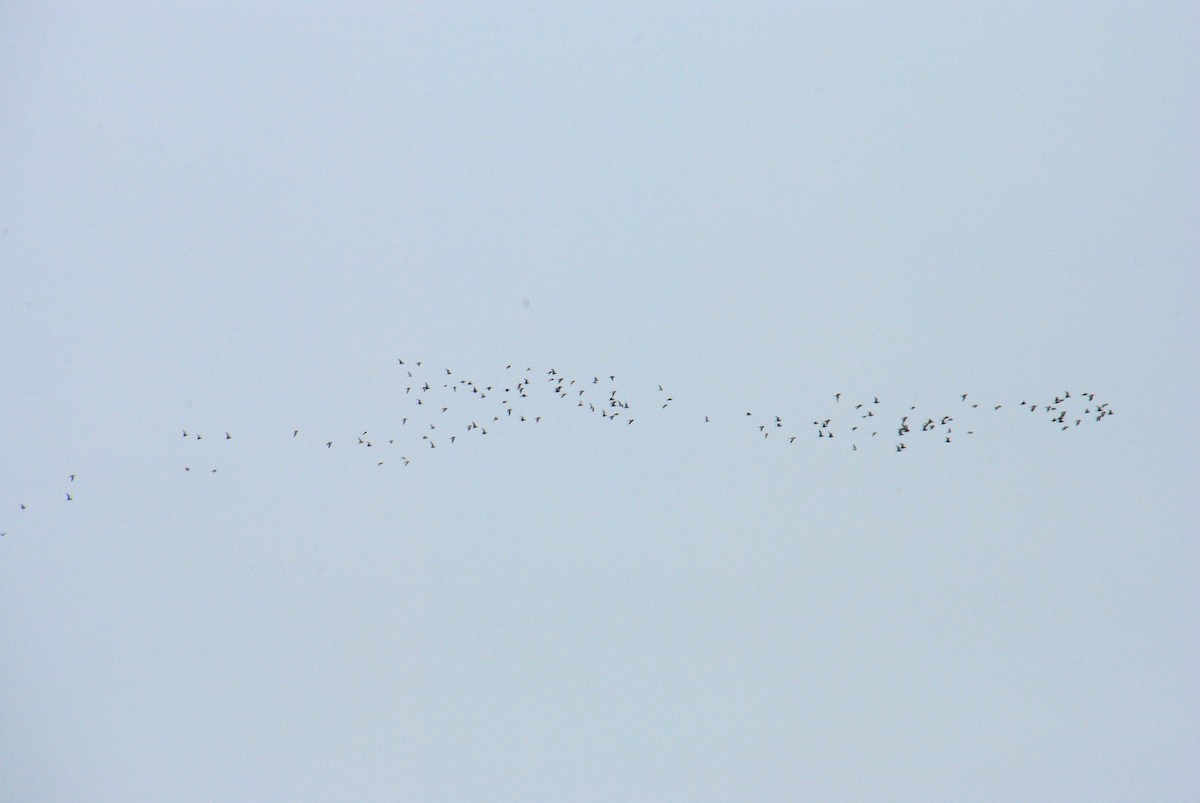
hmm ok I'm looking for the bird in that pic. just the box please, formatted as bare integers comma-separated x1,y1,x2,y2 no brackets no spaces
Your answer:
293,430,299,437
69,474,75,482
326,442,333,448
66,493,72,501
225,432,231,439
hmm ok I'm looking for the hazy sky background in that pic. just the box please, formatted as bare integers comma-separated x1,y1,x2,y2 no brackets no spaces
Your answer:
2,3,1197,800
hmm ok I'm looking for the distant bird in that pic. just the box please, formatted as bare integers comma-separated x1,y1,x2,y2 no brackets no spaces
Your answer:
184,467,190,472
225,432,231,439
293,430,299,437
69,474,75,482
66,493,72,501
182,430,188,437
326,442,332,448
20,504,27,510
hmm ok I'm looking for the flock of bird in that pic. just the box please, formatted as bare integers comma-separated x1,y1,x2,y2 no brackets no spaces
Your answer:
174,359,1115,472
3,359,1116,530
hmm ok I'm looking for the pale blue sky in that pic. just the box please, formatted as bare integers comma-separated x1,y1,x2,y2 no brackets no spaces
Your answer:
2,4,1198,800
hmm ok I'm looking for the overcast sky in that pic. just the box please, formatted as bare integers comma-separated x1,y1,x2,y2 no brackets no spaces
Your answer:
2,3,1197,801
